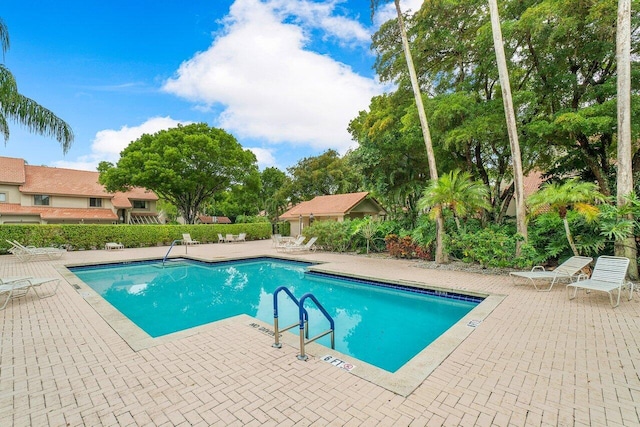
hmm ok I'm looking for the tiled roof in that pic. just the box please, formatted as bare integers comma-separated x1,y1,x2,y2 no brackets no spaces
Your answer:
0,203,118,220
21,165,112,197
0,156,26,184
198,215,232,224
280,192,374,219
0,156,158,202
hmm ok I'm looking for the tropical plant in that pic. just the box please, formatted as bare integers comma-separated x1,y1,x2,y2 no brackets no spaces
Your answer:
0,18,73,152
417,170,491,232
527,179,607,256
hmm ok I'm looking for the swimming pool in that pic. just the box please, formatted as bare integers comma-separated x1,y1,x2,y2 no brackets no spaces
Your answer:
70,257,482,373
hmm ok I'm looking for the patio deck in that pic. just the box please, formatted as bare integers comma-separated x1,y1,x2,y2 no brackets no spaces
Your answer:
1,240,638,426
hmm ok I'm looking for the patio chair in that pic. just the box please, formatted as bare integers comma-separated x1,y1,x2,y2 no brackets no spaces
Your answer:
275,235,305,252
509,256,593,291
235,233,247,242
225,234,236,243
1,276,60,310
282,237,318,253
9,240,66,261
218,233,226,243
567,256,632,308
182,233,200,245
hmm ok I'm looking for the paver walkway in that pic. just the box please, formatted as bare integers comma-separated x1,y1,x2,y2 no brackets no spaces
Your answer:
1,240,639,426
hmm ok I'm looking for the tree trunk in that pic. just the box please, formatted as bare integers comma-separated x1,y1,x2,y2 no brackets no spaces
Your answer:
393,0,447,263
615,0,638,279
488,0,528,256
564,218,580,257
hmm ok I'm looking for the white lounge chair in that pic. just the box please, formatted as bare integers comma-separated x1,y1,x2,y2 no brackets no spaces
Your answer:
235,233,247,242
182,234,200,245
276,236,305,252
1,276,60,310
282,237,318,253
567,256,632,308
509,256,593,291
8,240,66,261
218,233,226,243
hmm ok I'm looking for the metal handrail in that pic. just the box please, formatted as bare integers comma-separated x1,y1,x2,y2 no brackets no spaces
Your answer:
297,293,334,361
162,240,182,266
272,286,308,348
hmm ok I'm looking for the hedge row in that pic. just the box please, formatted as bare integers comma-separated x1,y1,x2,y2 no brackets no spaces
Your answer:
0,223,271,253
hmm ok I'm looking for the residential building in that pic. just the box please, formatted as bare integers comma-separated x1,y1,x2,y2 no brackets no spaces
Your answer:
280,192,387,236
0,156,160,224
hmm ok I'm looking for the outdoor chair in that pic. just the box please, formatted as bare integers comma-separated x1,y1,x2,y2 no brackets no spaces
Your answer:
218,233,226,243
275,235,305,252
182,234,200,245
235,233,247,242
281,237,318,253
8,240,66,262
567,256,632,308
1,276,61,310
509,256,593,291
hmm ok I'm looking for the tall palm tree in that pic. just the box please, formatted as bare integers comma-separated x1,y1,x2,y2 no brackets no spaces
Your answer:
418,170,491,233
371,0,447,263
487,0,527,255
527,179,606,256
615,0,638,279
0,18,73,153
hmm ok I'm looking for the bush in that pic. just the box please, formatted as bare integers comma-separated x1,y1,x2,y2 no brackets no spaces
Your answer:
0,223,272,254
448,226,537,268
384,234,432,260
303,220,354,252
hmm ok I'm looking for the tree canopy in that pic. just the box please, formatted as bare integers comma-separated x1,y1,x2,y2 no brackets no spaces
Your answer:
98,123,258,224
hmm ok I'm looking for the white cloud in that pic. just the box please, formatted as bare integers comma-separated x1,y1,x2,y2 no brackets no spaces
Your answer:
162,0,386,154
51,116,190,171
248,147,277,168
373,0,424,27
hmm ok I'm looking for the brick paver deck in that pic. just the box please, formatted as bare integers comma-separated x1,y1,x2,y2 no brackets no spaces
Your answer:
1,240,639,426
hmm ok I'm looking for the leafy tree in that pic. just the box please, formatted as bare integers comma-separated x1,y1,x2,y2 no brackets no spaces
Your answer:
260,167,290,223
286,149,362,202
527,179,606,256
0,18,73,152
98,123,258,224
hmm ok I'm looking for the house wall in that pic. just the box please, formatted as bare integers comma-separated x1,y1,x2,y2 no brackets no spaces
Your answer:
0,214,41,224
0,184,22,204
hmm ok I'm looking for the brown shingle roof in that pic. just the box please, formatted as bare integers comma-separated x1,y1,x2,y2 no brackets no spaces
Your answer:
0,157,158,202
0,156,26,184
280,192,372,219
20,165,114,197
0,203,117,220
198,215,232,224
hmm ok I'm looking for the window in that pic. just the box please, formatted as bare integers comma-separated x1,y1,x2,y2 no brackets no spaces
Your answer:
89,198,102,207
133,200,147,209
34,195,50,206
0,193,5,202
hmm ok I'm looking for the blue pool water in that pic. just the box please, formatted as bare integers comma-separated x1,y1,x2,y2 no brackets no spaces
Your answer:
71,258,481,372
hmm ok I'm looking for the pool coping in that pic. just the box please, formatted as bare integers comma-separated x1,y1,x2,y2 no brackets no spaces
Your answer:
58,254,505,397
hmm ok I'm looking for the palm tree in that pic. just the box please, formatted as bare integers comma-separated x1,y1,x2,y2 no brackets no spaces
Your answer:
615,0,638,279
0,18,73,153
487,0,527,255
370,0,447,263
417,170,491,244
527,179,606,256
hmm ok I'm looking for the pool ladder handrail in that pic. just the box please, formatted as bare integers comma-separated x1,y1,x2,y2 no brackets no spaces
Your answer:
162,240,182,266
297,293,335,360
272,286,309,348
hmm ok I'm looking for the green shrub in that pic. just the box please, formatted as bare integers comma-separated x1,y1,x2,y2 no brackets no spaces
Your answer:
448,226,537,268
0,223,271,254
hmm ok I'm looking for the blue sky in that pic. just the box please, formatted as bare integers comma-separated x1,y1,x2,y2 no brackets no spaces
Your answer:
1,0,422,172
